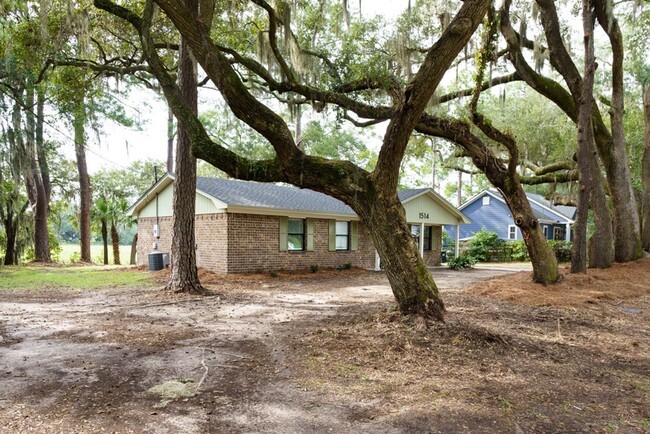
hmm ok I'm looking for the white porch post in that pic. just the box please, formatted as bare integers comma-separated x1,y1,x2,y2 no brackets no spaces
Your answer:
374,250,381,271
455,224,460,258
419,223,425,258
565,223,571,241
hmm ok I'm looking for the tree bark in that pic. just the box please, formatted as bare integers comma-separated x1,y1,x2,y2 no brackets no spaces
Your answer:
572,1,596,274
101,220,109,265
24,86,51,262
74,102,92,263
502,180,559,283
110,222,121,265
642,84,650,252
130,233,138,265
165,0,204,293
356,191,444,321
167,105,174,173
592,0,640,262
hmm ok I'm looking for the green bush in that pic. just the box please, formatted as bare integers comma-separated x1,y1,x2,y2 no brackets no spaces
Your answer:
467,228,502,262
310,264,319,273
510,240,530,261
448,254,477,270
549,240,572,262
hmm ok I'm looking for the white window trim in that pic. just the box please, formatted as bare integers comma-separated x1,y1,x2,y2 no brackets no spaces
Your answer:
543,226,549,238
508,224,517,240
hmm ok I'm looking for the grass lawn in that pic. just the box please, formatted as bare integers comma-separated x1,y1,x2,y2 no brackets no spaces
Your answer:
0,266,152,290
57,243,133,264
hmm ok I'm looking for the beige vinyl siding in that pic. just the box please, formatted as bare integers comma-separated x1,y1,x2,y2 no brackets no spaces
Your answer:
403,194,463,225
137,185,221,218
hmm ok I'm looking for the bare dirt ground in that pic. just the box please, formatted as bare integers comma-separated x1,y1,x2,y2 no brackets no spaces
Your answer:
0,261,648,433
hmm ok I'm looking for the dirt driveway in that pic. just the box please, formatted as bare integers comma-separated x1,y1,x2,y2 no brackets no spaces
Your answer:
1,264,648,433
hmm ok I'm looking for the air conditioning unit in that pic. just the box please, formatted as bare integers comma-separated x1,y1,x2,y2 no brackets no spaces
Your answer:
162,252,170,268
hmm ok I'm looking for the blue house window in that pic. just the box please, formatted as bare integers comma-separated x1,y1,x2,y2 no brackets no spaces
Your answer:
482,196,490,206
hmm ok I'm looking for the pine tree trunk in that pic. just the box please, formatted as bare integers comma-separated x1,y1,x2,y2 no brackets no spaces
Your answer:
74,104,92,263
356,191,444,321
166,0,204,293
130,233,138,265
167,106,174,173
111,222,121,265
101,220,108,265
642,84,650,252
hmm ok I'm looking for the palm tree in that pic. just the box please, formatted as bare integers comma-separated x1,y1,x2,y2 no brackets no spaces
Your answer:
91,195,110,265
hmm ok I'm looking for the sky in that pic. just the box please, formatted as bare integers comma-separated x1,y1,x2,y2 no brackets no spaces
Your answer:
54,1,411,174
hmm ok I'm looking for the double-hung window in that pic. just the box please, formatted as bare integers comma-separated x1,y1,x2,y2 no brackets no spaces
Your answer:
411,225,433,251
288,219,305,251
336,221,350,250
508,225,517,240
423,226,432,251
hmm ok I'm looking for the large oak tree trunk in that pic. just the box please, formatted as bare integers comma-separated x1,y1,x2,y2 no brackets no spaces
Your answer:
642,84,650,252
356,191,444,321
165,0,204,293
74,104,92,263
572,1,596,273
592,0,640,262
502,184,559,283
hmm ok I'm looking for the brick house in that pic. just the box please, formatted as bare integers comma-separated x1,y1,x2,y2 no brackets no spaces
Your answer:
127,173,470,273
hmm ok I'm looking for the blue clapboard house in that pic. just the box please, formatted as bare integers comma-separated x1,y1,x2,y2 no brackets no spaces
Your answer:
445,190,575,242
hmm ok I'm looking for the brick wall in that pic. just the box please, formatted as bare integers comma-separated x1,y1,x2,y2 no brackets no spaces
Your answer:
137,217,173,266
422,225,443,266
136,214,228,272
137,213,441,273
226,213,376,273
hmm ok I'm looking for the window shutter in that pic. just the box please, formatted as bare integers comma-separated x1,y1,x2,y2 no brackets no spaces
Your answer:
328,220,336,251
350,221,358,251
306,219,314,251
279,217,288,251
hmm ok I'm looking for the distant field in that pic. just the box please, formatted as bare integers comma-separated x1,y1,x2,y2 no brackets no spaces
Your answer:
0,266,151,290
58,243,133,265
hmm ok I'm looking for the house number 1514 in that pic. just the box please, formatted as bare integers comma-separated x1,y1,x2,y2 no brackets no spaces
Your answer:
419,212,429,219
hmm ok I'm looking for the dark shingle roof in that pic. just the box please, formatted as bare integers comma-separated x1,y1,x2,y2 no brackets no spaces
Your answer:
526,192,576,220
484,190,575,221
195,177,426,216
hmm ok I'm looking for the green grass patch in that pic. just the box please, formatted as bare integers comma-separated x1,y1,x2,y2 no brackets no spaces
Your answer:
0,266,152,290
58,243,133,264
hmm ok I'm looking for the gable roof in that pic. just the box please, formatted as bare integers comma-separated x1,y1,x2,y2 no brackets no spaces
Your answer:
195,176,355,216
459,190,575,223
128,173,469,224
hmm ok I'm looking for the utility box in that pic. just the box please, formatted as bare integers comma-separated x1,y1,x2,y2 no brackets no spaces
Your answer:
148,251,164,271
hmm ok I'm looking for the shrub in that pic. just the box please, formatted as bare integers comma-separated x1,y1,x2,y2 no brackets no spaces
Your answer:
310,264,319,273
549,240,572,262
269,269,278,277
510,240,530,261
467,228,502,262
343,262,352,270
448,254,476,270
